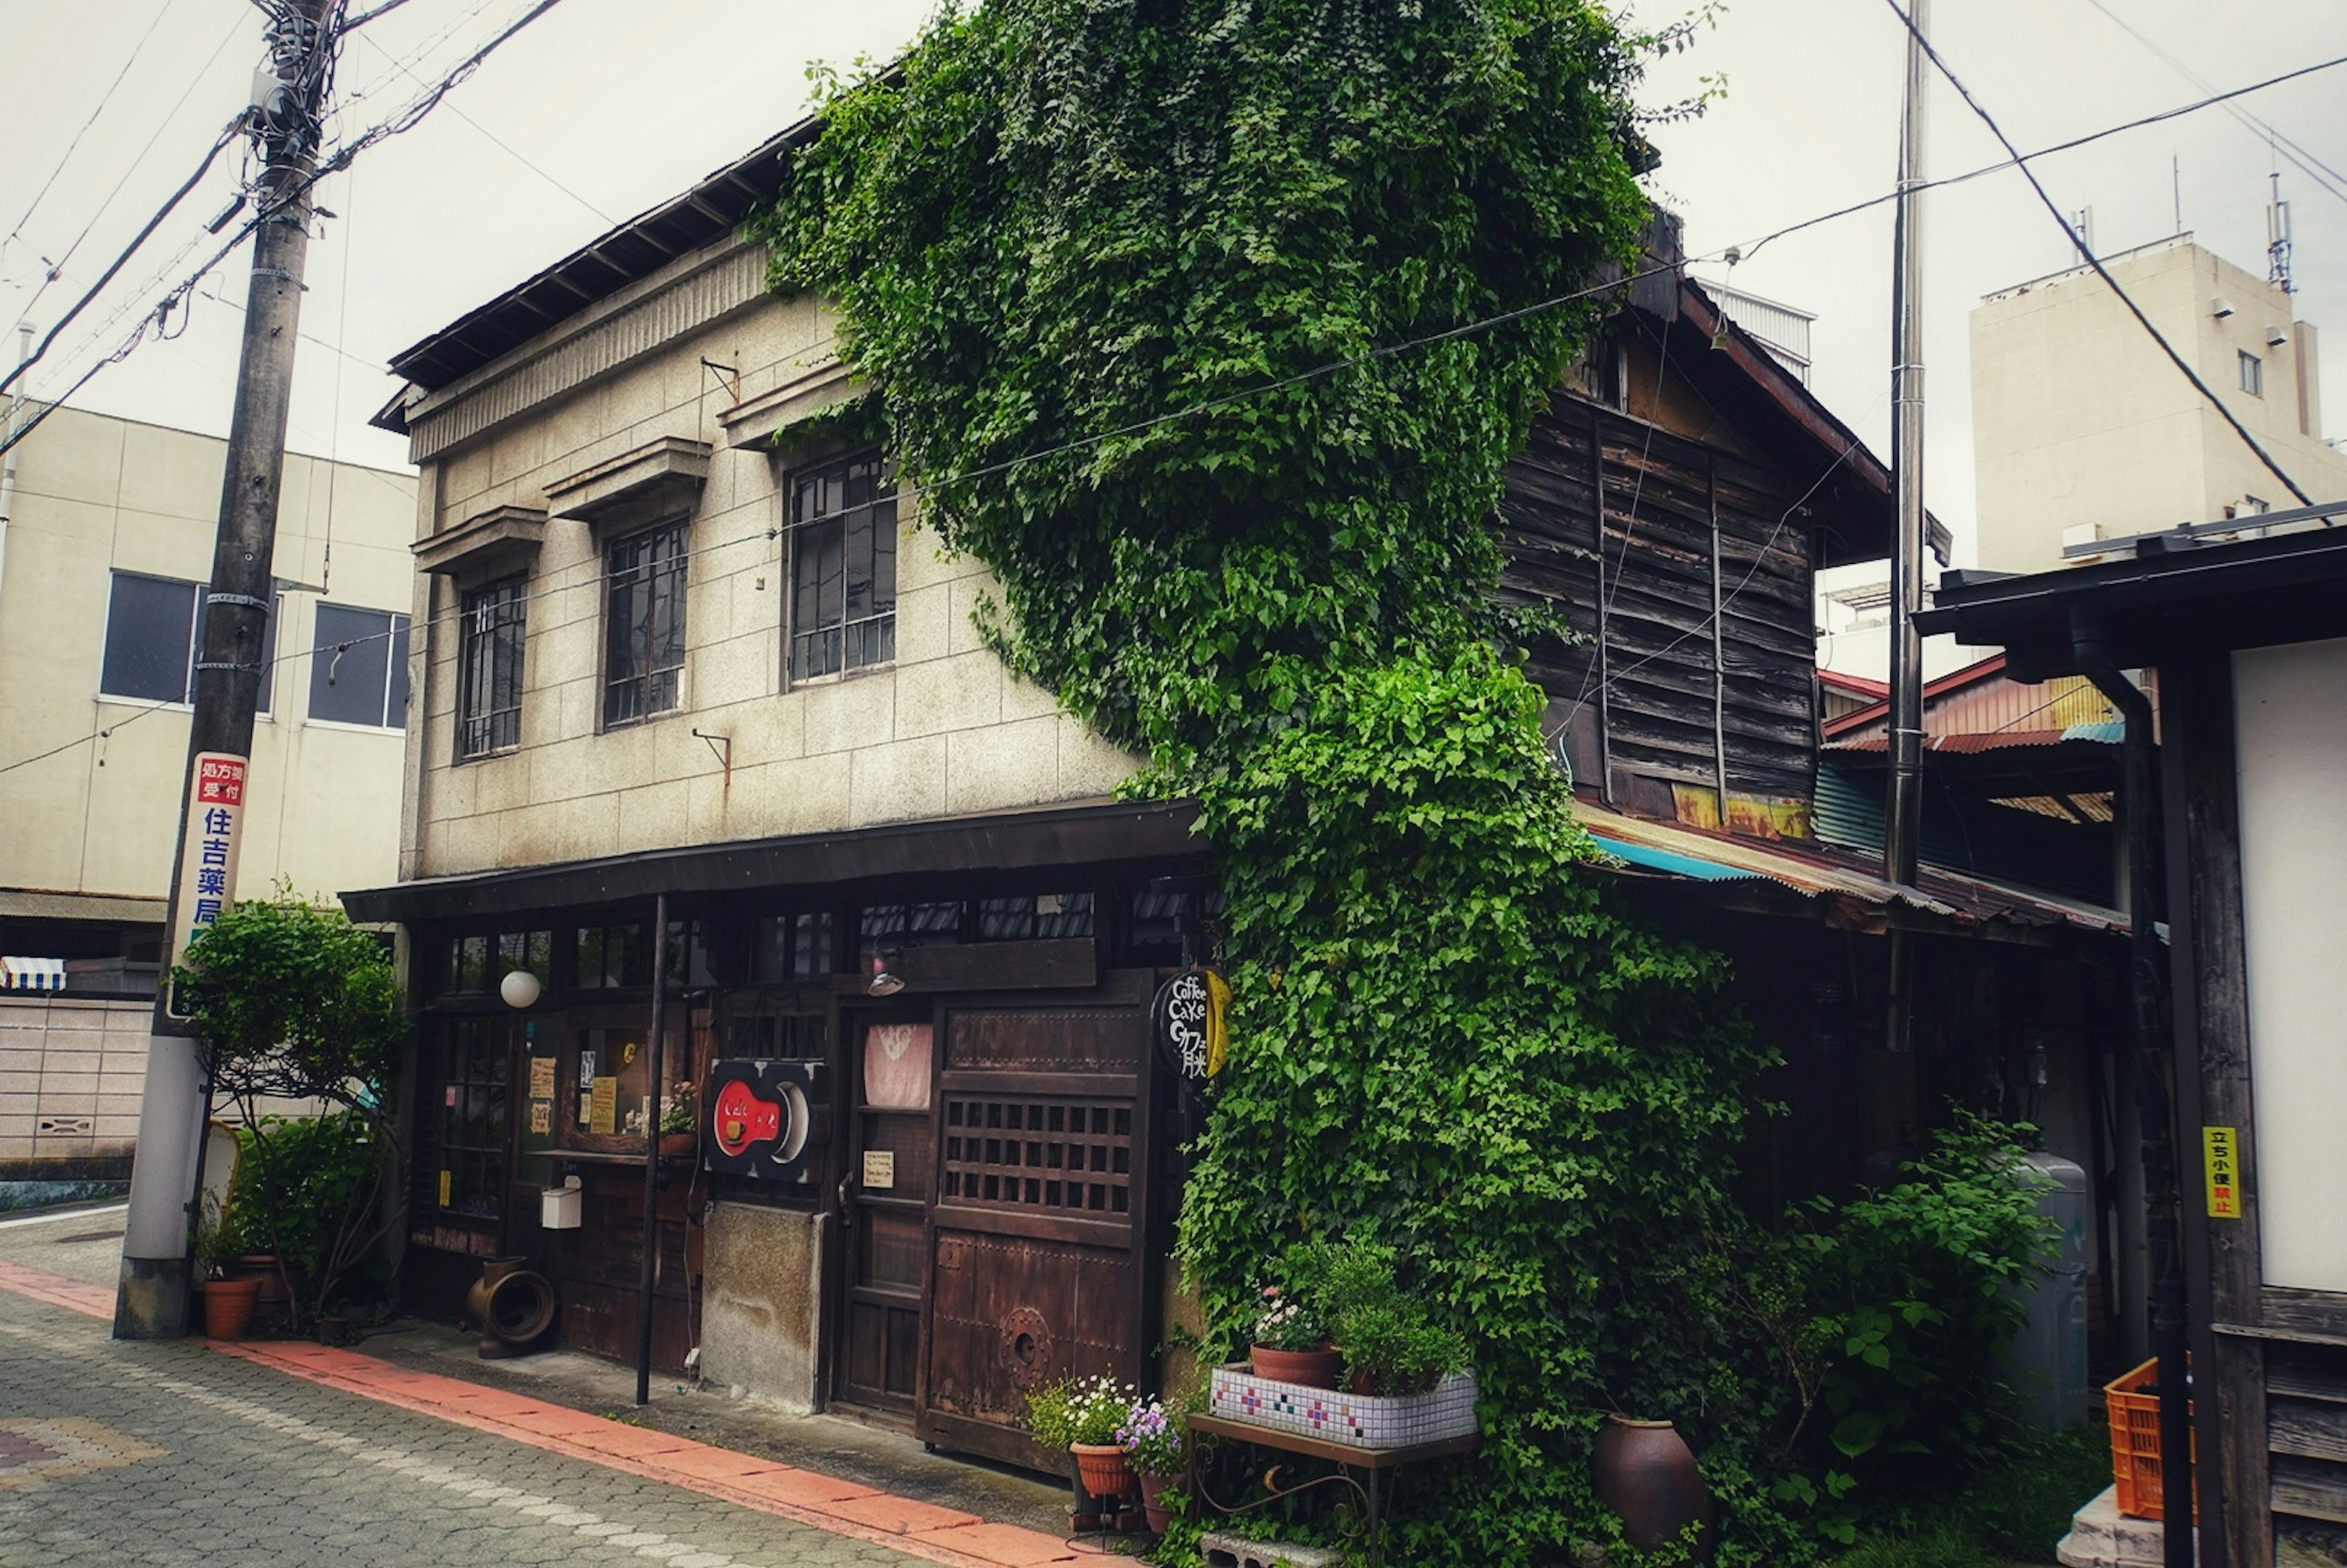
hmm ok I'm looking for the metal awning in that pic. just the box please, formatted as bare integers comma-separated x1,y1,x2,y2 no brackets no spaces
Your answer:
1,957,67,992
1573,800,2124,940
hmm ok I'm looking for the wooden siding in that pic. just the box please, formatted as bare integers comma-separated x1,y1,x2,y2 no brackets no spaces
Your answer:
1500,395,1816,810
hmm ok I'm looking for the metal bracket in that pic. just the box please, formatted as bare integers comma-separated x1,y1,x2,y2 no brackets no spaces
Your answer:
192,660,257,673
205,592,271,611
252,266,309,290
700,358,741,403
692,729,732,786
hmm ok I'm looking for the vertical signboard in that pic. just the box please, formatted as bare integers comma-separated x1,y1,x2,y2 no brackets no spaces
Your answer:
163,752,248,1022
2204,1126,2241,1220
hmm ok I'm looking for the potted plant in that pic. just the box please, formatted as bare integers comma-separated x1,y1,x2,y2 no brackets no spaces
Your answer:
1317,1238,1469,1396
193,1196,262,1341
1027,1373,1138,1514
1118,1395,1188,1534
1249,1283,1340,1388
658,1083,698,1157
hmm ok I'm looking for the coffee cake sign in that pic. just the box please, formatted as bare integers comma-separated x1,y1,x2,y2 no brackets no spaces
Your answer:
1152,967,1230,1084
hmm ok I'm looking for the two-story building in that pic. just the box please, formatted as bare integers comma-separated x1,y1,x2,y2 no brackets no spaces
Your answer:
350,118,2122,1467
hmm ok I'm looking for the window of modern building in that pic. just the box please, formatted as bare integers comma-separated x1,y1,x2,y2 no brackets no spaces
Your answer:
458,579,526,758
604,520,687,725
309,603,411,727
100,573,276,712
2240,350,2264,397
787,452,897,683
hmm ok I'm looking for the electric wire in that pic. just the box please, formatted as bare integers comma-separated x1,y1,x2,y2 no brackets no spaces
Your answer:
6,7,248,329
0,0,185,266
2077,0,2347,208
11,38,2347,782
1881,0,2315,508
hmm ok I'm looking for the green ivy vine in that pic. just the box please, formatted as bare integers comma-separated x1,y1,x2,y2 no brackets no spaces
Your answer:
749,2,1793,1559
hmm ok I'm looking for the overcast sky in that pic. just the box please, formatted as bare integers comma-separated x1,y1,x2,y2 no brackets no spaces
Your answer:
3,0,2343,579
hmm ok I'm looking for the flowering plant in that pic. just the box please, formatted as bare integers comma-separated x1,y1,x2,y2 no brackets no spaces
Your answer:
1250,1284,1330,1351
1116,1396,1186,1476
1026,1372,1136,1449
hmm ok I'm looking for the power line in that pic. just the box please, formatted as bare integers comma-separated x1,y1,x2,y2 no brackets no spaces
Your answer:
6,7,248,328
2077,0,2347,208
0,0,185,264
1881,0,2314,508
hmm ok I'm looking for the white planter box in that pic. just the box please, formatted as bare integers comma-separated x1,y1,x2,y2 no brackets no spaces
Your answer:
1208,1361,1478,1451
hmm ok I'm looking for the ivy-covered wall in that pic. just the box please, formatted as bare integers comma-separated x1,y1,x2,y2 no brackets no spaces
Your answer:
749,2,1798,1559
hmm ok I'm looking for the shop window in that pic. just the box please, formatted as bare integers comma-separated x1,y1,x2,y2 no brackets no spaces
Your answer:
433,1017,510,1221
446,929,550,995
975,892,1094,941
664,918,718,988
787,452,896,682
858,901,962,969
730,1014,826,1060
309,603,411,727
575,921,649,989
1126,885,1226,967
566,1020,688,1147
754,910,834,981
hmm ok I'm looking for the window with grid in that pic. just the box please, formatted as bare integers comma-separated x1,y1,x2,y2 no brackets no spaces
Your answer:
100,574,277,713
787,452,896,682
435,1017,509,1221
942,1097,1133,1217
605,520,686,725
458,579,526,758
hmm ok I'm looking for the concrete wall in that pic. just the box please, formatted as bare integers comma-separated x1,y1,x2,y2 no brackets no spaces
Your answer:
0,405,417,905
1971,236,2347,574
0,997,150,1165
699,1201,826,1411
397,235,1140,884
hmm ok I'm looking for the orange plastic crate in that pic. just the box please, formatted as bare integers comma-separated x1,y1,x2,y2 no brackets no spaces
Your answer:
2105,1357,2197,1522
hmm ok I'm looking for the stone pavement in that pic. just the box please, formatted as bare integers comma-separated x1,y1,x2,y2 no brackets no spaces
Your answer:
0,1236,1102,1568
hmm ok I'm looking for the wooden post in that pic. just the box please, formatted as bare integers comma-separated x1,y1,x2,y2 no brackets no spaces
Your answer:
636,892,670,1406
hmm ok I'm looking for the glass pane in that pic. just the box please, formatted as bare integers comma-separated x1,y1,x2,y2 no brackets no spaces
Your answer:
100,574,197,702
863,1022,933,1111
310,603,392,725
794,912,832,978
575,926,605,990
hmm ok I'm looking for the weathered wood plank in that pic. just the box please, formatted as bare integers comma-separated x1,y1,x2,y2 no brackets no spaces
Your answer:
2271,1398,2347,1463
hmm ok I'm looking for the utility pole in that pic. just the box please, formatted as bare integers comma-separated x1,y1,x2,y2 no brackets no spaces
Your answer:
1882,0,1929,1057
116,0,337,1339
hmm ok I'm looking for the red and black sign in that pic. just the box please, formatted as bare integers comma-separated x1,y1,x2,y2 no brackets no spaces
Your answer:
702,1059,825,1182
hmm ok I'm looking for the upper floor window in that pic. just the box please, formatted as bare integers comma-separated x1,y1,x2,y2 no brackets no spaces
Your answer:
310,603,410,728
100,572,274,713
605,520,686,726
458,579,526,759
2239,350,2264,397
787,453,895,683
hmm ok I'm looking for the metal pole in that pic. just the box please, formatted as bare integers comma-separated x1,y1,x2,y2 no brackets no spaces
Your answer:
1883,0,1930,1056
636,893,670,1406
117,0,334,1339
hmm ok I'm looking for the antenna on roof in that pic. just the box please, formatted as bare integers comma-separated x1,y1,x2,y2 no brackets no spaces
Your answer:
2268,164,2294,295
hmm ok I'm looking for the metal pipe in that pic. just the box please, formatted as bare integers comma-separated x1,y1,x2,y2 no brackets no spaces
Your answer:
2074,609,2191,1568
1884,0,1930,890
636,892,670,1407
0,321,35,616
1708,452,1729,819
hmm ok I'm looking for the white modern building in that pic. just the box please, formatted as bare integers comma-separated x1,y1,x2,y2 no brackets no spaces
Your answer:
0,403,416,1176
1971,235,2347,574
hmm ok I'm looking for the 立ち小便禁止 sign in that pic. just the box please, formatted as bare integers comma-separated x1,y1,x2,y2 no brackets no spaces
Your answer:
2205,1126,2241,1219
164,752,248,1021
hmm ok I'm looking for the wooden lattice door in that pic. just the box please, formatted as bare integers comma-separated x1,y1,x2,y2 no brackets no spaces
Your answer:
917,984,1156,1468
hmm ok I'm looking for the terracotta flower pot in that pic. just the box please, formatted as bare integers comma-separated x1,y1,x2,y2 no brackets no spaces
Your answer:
1070,1442,1134,1506
1139,1470,1180,1534
1250,1343,1343,1388
1593,1414,1714,1563
659,1131,698,1157
201,1276,264,1341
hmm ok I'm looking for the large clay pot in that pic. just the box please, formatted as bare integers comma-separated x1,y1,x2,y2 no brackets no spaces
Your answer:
1593,1414,1714,1563
466,1256,556,1353
1139,1470,1181,1534
1070,1443,1134,1508
200,1277,264,1341
1250,1344,1343,1388
227,1253,298,1316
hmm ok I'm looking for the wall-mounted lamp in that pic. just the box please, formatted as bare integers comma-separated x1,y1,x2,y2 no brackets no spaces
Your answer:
866,951,905,998
499,969,543,1009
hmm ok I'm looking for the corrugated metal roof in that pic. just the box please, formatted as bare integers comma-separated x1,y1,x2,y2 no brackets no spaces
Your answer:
1572,797,2123,936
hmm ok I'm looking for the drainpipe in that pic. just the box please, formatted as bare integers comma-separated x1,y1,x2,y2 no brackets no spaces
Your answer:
0,321,36,613
2073,604,2192,1568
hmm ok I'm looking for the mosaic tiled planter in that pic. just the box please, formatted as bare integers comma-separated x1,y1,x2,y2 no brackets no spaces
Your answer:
1208,1361,1479,1451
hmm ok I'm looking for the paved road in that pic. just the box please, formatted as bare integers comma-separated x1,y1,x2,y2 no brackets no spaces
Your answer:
0,1285,924,1568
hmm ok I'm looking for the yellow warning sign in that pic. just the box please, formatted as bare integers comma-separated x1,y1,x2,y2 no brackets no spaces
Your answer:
2204,1126,2240,1219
